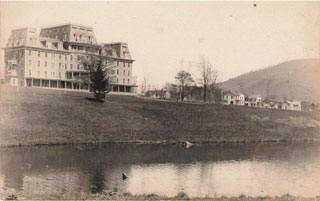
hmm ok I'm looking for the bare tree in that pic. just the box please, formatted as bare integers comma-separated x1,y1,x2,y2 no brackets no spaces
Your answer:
140,74,149,96
198,56,219,103
175,70,194,102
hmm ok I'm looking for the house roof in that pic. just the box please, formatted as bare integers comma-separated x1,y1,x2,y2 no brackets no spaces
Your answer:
223,91,244,96
286,101,301,105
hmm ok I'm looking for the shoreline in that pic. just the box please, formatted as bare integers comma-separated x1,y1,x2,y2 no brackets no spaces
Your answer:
7,191,320,201
1,138,319,148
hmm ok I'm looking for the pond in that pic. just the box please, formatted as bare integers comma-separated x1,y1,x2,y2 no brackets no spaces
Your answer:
0,142,320,199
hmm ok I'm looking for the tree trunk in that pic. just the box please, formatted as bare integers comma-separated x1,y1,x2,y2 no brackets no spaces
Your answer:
203,84,207,103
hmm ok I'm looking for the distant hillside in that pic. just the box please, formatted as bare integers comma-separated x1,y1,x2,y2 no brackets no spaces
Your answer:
219,59,320,102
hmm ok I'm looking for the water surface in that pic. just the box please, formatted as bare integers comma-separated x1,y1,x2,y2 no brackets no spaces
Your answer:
0,142,320,199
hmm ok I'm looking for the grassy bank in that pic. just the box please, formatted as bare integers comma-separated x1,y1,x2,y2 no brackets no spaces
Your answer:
0,86,320,146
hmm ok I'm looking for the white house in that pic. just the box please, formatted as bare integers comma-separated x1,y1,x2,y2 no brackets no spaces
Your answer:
245,95,262,107
263,101,279,109
223,92,245,105
281,101,301,111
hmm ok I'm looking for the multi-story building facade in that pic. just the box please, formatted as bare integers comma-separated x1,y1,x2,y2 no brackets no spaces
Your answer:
3,23,137,93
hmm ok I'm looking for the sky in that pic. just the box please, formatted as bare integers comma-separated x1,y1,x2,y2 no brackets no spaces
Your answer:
0,1,319,89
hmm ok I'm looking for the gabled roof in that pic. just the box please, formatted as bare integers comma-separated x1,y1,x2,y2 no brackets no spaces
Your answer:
223,91,245,96
286,100,301,105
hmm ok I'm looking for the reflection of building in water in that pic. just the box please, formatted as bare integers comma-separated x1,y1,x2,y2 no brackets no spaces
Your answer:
22,171,90,198
1,143,320,198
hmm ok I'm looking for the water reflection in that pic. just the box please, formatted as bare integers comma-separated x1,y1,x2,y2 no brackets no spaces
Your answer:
0,143,320,199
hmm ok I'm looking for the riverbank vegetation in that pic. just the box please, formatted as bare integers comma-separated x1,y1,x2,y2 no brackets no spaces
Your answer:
0,86,319,146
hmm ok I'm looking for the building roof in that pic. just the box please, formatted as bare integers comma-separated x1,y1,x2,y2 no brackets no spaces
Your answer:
103,42,127,45
286,100,301,105
38,37,61,43
223,91,244,96
41,23,93,30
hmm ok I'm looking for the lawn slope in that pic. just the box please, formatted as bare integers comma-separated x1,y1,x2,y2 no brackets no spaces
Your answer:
0,87,320,146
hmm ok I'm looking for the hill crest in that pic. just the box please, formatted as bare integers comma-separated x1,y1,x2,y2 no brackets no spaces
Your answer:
219,58,320,102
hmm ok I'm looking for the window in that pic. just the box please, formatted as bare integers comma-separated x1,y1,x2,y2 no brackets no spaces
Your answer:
128,63,130,67
123,62,125,67
45,52,47,58
29,60,31,66
128,70,130,76
65,55,67,60
123,78,125,83
38,51,40,57
52,72,55,77
38,70,40,76
29,70,31,76
45,71,47,77
123,70,125,75
77,55,80,61
59,63,61,70
117,78,119,83
77,64,80,70
128,79,130,84
29,50,31,56
70,55,73,61
59,54,61,59
70,64,73,70
117,69,119,75
52,63,55,69
117,61,119,66
59,72,61,78
45,61,47,68
65,63,68,69
38,60,40,67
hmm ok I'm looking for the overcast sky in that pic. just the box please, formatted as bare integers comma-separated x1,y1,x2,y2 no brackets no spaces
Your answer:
1,1,319,88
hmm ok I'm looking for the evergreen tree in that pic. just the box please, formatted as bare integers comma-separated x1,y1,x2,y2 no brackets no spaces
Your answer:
90,59,109,101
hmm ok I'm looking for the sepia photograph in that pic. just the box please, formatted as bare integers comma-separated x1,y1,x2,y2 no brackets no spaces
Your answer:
0,1,320,200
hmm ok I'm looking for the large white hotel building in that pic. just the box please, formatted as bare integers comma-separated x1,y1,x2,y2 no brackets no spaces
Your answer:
3,23,137,93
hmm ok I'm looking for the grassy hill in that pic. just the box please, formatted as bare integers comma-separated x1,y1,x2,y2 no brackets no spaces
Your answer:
219,59,320,102
0,86,320,146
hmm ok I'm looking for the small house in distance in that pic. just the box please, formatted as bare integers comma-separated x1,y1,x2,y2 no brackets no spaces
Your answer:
281,100,301,111
146,89,170,99
245,95,262,107
222,91,245,105
263,101,280,109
